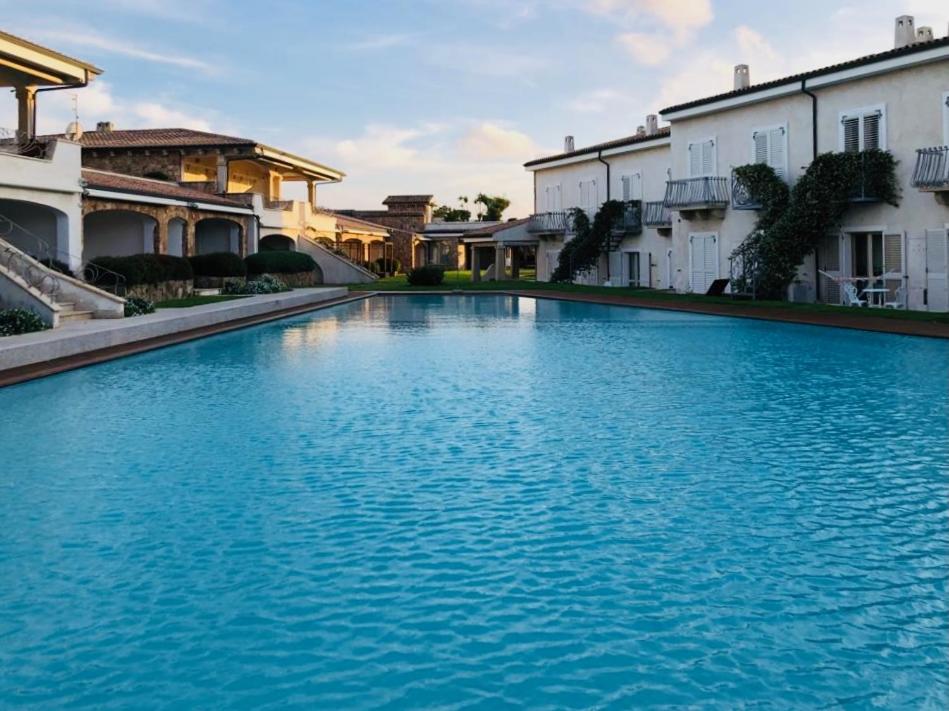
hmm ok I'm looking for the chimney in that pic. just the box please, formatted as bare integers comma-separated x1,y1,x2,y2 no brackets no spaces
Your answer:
894,15,915,48
96,121,115,132
635,125,646,137
645,114,658,136
733,64,750,90
564,135,575,152
916,26,934,42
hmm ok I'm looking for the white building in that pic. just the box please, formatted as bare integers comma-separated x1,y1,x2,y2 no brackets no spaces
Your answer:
525,17,949,312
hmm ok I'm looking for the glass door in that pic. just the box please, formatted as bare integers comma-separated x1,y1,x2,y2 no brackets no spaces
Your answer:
627,252,641,287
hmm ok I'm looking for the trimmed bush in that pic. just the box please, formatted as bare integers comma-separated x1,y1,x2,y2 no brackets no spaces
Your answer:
0,308,49,337
371,257,402,274
407,265,445,286
223,274,288,295
91,254,193,286
245,251,317,275
188,252,247,278
124,296,156,317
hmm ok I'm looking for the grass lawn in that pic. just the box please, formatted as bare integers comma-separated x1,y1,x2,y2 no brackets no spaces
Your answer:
155,295,249,308
350,275,949,325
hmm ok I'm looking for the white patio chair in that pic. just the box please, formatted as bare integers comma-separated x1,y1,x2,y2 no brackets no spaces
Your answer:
842,282,867,307
884,285,905,309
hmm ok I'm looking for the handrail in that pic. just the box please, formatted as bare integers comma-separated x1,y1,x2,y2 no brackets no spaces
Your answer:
731,169,763,210
612,200,642,234
643,200,672,226
528,211,571,233
911,146,949,189
663,177,729,209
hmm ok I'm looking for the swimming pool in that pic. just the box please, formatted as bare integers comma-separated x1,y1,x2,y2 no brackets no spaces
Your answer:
1,295,947,708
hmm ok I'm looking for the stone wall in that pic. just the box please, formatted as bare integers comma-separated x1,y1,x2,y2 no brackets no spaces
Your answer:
126,280,193,303
83,152,183,181
341,210,428,270
261,270,322,288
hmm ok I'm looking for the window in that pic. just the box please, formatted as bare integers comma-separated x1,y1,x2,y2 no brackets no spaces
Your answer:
578,178,599,212
688,138,716,177
839,105,886,152
751,125,788,179
627,252,641,287
621,172,643,201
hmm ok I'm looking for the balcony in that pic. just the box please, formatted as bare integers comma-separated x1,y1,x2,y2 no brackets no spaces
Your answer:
528,211,571,235
611,201,642,236
911,146,949,195
731,169,762,210
663,177,729,219
643,201,672,230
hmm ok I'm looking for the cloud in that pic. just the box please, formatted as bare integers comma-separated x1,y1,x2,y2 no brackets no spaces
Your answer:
616,32,672,65
583,0,713,34
457,123,539,159
344,33,416,51
33,28,214,73
424,44,546,80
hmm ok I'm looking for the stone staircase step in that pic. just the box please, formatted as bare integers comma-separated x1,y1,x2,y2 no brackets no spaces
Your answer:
59,309,94,322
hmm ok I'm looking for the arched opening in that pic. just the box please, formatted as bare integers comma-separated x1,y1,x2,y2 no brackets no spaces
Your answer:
368,240,386,263
259,234,295,252
0,198,70,265
195,218,242,255
168,218,187,257
83,210,158,262
339,239,364,263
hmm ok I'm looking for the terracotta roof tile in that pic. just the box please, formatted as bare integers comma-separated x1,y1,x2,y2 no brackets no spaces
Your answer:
330,212,391,234
81,169,249,208
524,127,671,168
61,128,255,149
382,194,435,205
661,35,949,115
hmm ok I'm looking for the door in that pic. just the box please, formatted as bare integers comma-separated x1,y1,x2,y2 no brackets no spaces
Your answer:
627,251,641,287
608,250,623,287
925,228,949,312
689,233,718,294
665,248,673,290
816,234,842,304
882,230,905,304
621,173,643,202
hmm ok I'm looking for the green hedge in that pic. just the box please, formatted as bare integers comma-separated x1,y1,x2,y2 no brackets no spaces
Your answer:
0,308,49,337
91,254,193,286
371,257,402,274
407,265,445,286
188,252,247,278
245,250,317,275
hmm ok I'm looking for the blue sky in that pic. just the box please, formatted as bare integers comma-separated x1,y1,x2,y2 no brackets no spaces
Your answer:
2,0,946,216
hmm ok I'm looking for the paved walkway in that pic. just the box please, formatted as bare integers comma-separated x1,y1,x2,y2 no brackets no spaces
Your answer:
0,288,366,386
506,290,949,340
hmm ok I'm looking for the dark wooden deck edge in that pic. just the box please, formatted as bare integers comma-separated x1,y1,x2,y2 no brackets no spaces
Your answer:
503,290,949,340
0,293,371,388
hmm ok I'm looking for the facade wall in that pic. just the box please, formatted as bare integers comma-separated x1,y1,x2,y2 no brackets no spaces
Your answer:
83,210,156,259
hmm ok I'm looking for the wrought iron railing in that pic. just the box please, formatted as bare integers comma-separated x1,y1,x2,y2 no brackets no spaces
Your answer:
642,201,672,227
911,146,949,189
729,240,760,299
527,211,571,234
611,201,642,235
849,152,886,203
663,177,729,209
731,169,762,210
0,127,46,158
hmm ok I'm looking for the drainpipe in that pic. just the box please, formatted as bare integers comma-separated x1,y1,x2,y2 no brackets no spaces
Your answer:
801,79,818,161
33,70,93,142
597,149,612,281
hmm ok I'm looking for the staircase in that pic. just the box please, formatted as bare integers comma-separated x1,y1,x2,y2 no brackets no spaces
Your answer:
296,236,378,284
56,301,95,322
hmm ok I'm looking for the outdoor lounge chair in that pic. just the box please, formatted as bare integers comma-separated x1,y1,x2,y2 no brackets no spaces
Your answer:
842,283,867,307
884,286,905,309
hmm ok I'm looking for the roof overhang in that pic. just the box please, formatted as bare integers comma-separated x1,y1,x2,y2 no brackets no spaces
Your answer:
0,31,101,87
254,144,345,183
662,42,949,122
525,136,671,171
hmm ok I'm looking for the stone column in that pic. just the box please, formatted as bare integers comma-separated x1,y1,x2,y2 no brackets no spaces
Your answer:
216,154,228,193
511,246,520,280
154,218,169,254
306,180,316,208
15,86,36,142
181,220,192,256
494,244,506,281
471,246,481,283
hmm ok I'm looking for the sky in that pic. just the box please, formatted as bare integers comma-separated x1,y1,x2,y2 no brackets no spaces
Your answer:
2,0,947,217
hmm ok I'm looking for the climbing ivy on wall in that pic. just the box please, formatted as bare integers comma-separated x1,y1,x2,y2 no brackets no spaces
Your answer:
551,200,626,283
731,149,900,299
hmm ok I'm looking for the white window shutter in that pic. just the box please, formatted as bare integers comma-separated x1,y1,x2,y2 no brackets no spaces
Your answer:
753,131,769,165
842,116,860,153
863,112,881,150
621,175,631,201
769,127,787,178
701,140,715,176
689,143,701,177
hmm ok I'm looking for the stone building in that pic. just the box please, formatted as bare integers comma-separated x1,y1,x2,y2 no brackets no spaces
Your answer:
337,194,435,269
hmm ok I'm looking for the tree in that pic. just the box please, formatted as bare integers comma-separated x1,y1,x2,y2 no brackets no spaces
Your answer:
474,193,510,221
433,195,471,222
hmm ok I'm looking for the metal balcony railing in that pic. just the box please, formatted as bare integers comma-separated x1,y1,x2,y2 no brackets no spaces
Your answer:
663,177,729,210
611,201,642,236
731,169,762,210
642,201,672,227
527,211,571,234
911,146,949,190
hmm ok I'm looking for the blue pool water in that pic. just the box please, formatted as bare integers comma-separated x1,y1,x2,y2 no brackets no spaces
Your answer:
1,295,947,709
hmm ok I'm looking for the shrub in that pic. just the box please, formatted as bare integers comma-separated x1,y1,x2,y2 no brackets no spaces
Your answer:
371,257,402,274
124,296,155,317
90,254,193,286
223,274,288,295
406,265,445,286
188,252,247,278
245,251,317,275
0,308,49,337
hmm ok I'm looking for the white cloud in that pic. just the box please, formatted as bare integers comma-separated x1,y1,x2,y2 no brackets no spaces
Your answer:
583,0,713,35
457,123,539,159
344,33,416,51
32,28,214,73
616,32,672,65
